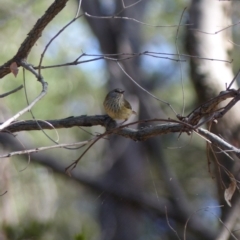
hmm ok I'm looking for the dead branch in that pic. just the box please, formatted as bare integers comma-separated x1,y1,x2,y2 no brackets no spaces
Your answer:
197,128,240,157
182,88,238,125
0,0,69,78
0,85,23,98
2,87,240,161
5,115,108,132
0,61,48,130
2,89,239,135
2,115,240,161
0,140,89,158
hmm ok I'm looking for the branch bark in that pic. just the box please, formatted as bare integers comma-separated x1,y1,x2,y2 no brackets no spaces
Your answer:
0,0,69,78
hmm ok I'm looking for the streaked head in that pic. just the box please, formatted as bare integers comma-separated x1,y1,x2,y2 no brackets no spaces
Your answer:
105,88,124,100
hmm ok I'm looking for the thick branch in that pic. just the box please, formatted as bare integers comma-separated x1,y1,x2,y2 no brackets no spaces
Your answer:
6,115,108,132
4,115,185,140
198,128,240,157
3,87,240,135
0,0,69,78
4,114,240,159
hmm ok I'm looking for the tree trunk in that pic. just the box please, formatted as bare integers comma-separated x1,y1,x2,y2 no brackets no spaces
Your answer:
186,1,240,238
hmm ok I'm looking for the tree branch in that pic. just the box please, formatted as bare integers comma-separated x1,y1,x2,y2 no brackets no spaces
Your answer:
2,113,240,160
0,61,48,130
0,133,217,240
0,86,239,159
0,0,69,78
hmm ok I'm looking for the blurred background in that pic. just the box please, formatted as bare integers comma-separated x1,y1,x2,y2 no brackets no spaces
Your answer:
0,0,240,239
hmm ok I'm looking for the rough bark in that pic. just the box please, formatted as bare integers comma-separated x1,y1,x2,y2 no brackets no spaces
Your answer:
0,0,69,78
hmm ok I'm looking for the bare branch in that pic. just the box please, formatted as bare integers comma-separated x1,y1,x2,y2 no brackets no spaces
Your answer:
85,12,191,28
5,115,108,133
117,62,178,115
0,85,23,98
175,7,187,116
184,206,224,240
38,14,83,76
165,206,182,240
3,115,240,161
215,198,240,240
0,140,89,158
0,0,69,78
1,86,240,161
190,20,240,35
0,61,48,130
75,0,82,18
197,128,240,158
184,88,238,125
32,50,232,71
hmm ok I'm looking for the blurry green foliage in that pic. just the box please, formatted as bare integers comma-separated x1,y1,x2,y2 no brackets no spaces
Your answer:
74,232,86,240
3,220,50,240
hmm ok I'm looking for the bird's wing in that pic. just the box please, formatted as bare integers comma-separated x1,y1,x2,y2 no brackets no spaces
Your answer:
124,99,132,110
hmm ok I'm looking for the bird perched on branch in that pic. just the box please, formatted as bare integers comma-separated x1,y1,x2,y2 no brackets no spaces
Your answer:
103,88,136,122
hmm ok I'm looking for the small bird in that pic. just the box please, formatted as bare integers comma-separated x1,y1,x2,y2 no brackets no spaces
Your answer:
103,88,136,122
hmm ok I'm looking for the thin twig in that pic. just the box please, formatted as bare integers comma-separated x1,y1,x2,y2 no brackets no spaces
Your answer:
33,51,232,71
165,206,182,240
38,14,83,76
75,0,82,18
184,206,224,240
85,12,192,28
0,191,7,197
0,62,48,131
190,20,240,35
121,0,142,9
117,61,178,115
23,68,60,145
210,209,238,240
0,140,89,158
175,7,187,116
0,85,23,98
227,69,240,90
